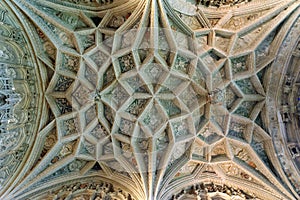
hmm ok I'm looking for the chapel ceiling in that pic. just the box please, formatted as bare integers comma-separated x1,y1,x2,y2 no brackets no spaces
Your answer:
0,0,300,200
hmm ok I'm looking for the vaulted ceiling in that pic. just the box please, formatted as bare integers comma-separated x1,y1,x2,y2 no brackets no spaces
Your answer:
0,0,299,200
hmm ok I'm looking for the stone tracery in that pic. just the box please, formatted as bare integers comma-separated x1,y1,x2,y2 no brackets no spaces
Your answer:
0,0,300,199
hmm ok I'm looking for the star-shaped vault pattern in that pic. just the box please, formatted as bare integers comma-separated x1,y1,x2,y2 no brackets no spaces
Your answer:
0,0,300,200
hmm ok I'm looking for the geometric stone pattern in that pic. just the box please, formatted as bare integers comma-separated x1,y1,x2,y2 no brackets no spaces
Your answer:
0,0,300,200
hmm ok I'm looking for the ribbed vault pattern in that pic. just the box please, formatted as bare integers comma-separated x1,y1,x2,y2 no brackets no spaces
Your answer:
0,0,300,200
